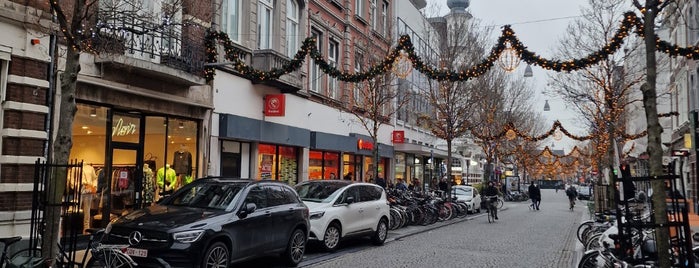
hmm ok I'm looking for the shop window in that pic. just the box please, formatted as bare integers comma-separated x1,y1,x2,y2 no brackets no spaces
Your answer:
166,118,198,189
278,146,298,184
309,150,339,180
257,144,298,185
342,154,356,181
258,144,277,179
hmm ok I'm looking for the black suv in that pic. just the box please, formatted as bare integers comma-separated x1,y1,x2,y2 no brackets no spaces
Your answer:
102,178,310,268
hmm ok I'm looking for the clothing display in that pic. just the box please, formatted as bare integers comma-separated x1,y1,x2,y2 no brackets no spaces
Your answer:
142,164,155,205
157,165,177,194
172,149,192,175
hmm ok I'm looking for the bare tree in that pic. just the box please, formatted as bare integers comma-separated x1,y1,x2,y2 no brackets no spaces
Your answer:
44,0,202,264
346,25,407,182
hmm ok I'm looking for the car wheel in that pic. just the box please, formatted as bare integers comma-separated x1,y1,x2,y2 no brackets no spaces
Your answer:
372,218,388,245
322,223,341,251
282,228,306,266
201,241,229,268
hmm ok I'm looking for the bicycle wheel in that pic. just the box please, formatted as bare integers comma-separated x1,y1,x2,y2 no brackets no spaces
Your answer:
577,221,594,244
497,199,504,209
88,249,134,268
9,248,43,268
577,250,605,268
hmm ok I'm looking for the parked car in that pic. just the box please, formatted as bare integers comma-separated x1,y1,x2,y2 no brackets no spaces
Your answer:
576,184,592,200
451,185,482,213
102,177,310,268
294,180,390,251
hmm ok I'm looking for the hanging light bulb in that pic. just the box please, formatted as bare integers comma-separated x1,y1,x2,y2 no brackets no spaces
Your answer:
178,122,184,129
90,108,97,117
543,100,551,111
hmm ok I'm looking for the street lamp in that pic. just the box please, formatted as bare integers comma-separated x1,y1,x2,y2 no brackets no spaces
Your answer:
543,100,550,111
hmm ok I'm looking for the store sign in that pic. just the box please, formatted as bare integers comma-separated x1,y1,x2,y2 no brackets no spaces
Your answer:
392,130,405,143
357,139,374,150
112,118,137,137
264,94,286,116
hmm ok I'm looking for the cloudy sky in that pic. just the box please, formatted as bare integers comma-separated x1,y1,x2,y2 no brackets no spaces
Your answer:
426,0,591,151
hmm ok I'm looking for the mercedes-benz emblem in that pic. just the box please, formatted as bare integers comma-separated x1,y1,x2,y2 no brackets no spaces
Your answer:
128,231,143,246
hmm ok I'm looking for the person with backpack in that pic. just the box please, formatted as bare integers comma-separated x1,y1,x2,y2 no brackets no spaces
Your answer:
566,185,578,210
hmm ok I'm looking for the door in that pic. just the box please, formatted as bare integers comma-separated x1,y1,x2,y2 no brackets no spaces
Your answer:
235,185,273,257
334,186,365,235
108,147,142,218
359,185,384,230
221,152,241,177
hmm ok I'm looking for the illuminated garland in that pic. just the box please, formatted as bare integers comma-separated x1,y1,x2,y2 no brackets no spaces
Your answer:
204,12,699,82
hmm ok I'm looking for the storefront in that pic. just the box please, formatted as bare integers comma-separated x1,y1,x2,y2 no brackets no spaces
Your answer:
352,134,393,183
257,143,300,184
69,103,202,231
310,131,359,181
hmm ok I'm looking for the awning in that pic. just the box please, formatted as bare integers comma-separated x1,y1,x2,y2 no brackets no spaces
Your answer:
393,143,450,158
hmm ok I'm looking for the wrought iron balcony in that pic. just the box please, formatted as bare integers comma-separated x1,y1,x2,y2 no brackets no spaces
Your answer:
90,22,206,84
251,49,304,92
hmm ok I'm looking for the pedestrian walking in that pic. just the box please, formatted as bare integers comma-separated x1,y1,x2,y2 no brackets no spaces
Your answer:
528,181,541,210
566,185,578,210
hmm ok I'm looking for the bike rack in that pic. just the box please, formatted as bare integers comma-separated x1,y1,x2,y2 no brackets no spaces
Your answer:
614,166,694,267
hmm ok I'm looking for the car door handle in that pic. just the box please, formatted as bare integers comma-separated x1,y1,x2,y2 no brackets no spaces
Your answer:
265,211,272,217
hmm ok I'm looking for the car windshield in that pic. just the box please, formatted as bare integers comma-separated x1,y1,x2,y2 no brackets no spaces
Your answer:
295,181,349,203
452,187,472,196
166,181,245,210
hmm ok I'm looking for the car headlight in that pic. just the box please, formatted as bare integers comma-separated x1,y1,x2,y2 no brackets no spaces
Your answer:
309,211,325,220
173,230,205,243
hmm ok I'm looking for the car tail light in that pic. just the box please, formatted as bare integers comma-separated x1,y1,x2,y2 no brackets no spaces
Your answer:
303,207,309,219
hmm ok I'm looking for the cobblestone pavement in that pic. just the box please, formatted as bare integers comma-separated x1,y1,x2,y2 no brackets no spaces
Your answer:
303,189,584,268
236,189,588,267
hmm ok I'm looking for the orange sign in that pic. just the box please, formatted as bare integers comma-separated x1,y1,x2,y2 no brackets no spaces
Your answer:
357,139,374,150
264,94,286,116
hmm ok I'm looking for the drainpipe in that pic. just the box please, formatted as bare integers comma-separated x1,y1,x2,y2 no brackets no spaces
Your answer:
46,15,58,162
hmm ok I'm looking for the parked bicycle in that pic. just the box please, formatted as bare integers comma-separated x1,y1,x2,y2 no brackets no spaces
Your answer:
0,237,42,268
84,228,137,268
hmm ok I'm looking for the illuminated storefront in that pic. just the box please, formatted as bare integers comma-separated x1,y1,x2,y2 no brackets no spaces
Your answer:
70,103,202,230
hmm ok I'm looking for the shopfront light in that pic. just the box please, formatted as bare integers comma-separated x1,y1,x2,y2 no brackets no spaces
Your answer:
89,108,97,117
178,122,184,129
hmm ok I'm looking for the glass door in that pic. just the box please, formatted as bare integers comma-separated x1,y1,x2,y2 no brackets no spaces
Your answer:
109,148,140,218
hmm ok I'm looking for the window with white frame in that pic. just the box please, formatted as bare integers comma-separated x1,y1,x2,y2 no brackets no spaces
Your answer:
311,29,323,93
382,1,388,36
286,0,299,57
355,0,364,17
370,0,377,30
328,39,339,99
258,0,273,49
354,51,363,105
222,0,240,42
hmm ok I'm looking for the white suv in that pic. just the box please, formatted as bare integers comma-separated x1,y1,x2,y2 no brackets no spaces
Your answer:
294,180,390,251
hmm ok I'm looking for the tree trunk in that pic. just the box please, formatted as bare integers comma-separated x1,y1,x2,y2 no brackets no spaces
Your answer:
447,140,452,201
42,46,80,267
641,2,671,266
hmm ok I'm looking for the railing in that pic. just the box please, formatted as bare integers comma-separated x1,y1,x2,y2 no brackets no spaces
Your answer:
252,49,303,91
91,20,206,75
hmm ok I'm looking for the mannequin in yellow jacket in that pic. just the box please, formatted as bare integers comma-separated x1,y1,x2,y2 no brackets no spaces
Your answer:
157,164,177,194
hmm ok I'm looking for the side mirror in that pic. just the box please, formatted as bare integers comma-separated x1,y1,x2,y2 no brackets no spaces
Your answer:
238,203,257,218
345,196,355,205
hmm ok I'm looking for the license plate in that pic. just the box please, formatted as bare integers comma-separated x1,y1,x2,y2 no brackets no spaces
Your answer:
125,247,148,257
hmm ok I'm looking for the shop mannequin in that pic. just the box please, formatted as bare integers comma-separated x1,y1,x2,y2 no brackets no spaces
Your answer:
81,163,98,232
172,144,192,188
157,164,177,196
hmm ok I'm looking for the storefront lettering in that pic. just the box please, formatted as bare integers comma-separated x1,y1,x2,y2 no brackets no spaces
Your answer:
112,118,137,137
357,139,374,150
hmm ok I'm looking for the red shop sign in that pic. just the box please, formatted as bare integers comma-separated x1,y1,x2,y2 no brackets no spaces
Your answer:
392,130,405,143
264,94,286,116
357,139,374,150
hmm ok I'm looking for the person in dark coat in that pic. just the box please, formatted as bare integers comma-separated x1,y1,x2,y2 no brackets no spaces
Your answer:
375,174,387,189
528,181,541,210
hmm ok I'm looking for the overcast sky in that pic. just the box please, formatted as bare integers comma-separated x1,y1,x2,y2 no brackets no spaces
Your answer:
425,0,591,152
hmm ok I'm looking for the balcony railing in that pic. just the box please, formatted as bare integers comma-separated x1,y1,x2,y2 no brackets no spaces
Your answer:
252,49,303,92
90,22,205,76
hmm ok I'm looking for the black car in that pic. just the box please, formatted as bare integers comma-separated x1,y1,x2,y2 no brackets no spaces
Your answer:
102,177,310,268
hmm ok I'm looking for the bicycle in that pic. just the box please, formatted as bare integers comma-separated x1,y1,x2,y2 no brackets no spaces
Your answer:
0,236,43,268
486,196,498,223
83,228,137,268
